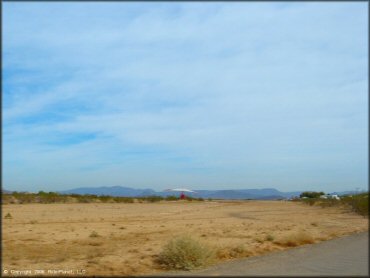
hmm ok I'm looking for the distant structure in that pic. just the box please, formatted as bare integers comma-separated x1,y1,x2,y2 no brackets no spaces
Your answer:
320,194,340,200
164,188,196,199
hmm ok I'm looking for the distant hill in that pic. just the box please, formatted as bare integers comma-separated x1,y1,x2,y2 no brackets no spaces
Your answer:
5,186,364,199
188,188,301,199
59,186,302,200
60,186,156,197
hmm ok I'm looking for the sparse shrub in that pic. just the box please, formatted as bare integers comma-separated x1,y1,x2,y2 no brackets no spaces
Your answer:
319,198,340,208
11,192,35,203
216,249,230,259
275,231,314,247
89,231,100,238
145,196,163,203
216,245,249,259
4,213,12,219
302,198,317,206
98,195,112,203
265,234,274,241
157,235,215,270
1,194,13,204
36,191,68,203
29,220,38,224
112,197,134,203
76,195,93,203
230,245,246,257
165,195,179,201
123,197,134,203
306,193,369,217
182,196,204,201
341,193,368,217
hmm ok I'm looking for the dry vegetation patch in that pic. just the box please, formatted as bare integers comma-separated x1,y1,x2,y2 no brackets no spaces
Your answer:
274,230,315,247
2,200,368,276
157,235,215,270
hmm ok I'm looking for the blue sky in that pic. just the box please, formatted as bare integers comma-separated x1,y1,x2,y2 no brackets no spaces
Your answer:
3,2,368,193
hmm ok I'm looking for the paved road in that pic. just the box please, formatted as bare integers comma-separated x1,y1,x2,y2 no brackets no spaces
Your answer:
157,232,369,276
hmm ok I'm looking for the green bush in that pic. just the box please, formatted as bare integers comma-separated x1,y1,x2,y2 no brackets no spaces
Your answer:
300,191,325,198
157,235,215,270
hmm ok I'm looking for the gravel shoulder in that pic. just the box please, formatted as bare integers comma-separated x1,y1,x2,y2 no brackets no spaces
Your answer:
159,231,369,276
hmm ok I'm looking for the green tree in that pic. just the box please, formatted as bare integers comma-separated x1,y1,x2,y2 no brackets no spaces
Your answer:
300,191,325,198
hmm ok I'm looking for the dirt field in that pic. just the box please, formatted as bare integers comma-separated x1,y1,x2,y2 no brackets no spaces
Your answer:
2,200,368,276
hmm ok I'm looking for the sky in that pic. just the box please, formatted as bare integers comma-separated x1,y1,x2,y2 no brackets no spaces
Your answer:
3,2,368,193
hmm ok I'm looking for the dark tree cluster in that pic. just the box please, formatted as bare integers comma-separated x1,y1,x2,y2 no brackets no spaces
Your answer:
299,191,325,199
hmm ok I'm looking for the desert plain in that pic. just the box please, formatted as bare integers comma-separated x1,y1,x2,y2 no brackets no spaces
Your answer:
2,200,368,276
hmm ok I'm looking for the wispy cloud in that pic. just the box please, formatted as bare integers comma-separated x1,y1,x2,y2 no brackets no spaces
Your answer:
3,2,368,192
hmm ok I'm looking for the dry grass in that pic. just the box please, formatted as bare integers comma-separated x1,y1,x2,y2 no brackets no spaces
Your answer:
2,201,368,276
274,230,315,247
89,231,100,238
216,244,252,260
157,235,215,270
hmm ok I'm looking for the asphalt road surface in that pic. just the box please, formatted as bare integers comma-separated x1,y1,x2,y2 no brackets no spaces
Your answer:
157,231,369,276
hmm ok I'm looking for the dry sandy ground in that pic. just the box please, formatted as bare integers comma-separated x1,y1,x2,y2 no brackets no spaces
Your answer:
2,200,368,276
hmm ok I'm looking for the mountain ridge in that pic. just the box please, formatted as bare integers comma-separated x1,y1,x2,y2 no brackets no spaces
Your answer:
3,186,364,200
58,186,301,199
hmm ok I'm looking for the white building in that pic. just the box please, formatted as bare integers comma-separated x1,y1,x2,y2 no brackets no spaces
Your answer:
320,194,340,200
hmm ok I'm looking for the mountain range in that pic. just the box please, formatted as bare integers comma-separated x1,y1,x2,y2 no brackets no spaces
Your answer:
3,186,364,200
58,186,301,200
